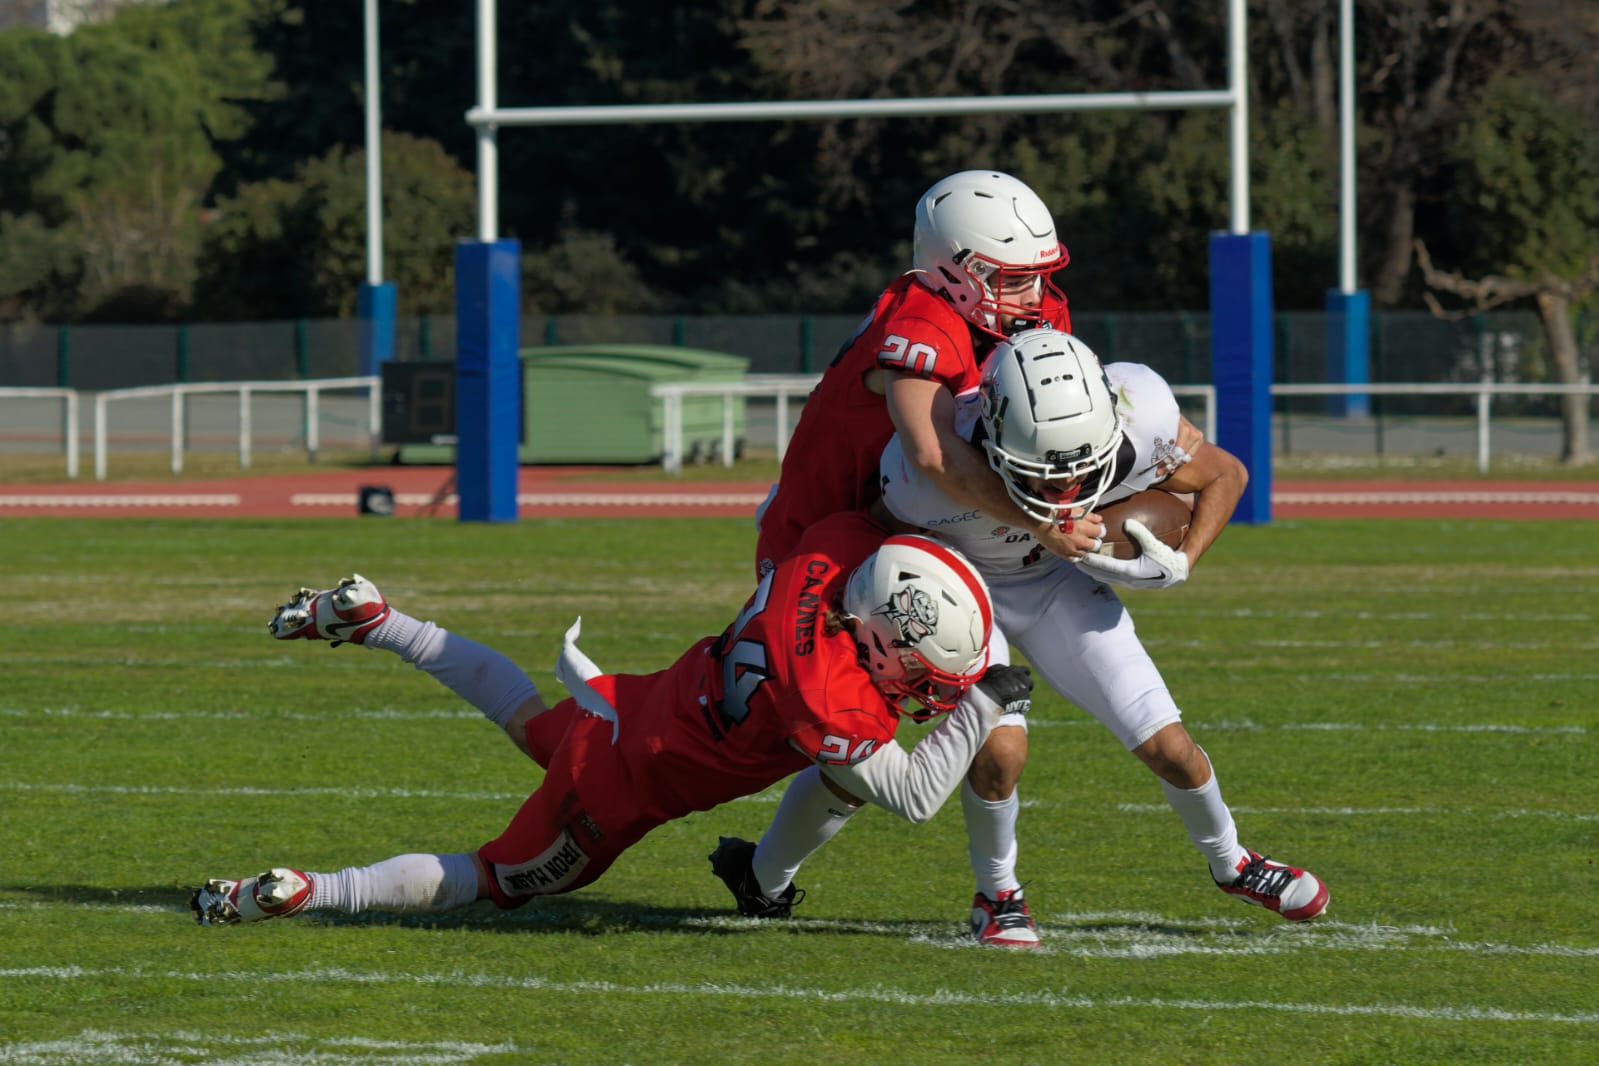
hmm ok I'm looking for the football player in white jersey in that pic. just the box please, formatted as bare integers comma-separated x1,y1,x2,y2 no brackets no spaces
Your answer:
713,327,1328,946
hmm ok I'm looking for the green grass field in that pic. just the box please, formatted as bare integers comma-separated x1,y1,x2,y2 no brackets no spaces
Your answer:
2,515,1596,1065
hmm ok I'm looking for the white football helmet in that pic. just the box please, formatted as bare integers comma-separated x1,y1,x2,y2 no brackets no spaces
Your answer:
912,170,1068,338
979,327,1124,524
842,534,992,714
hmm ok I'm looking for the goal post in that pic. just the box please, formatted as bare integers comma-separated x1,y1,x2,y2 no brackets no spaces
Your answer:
458,0,1274,523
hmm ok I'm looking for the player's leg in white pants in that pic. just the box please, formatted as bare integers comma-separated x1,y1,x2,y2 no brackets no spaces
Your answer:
992,563,1248,880
958,630,1026,898
364,605,546,755
747,630,1016,898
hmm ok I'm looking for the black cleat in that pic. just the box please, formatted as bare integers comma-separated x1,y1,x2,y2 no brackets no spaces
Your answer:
708,836,804,918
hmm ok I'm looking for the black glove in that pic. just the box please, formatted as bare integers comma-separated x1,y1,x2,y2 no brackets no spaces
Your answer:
974,664,1033,718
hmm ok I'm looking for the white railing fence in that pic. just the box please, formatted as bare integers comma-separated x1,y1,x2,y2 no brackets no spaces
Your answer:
88,377,380,481
0,387,81,478
1274,381,1599,474
650,378,1218,475
5,377,1594,480
650,374,819,474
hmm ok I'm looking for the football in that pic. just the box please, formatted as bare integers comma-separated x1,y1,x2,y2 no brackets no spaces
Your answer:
1094,490,1192,560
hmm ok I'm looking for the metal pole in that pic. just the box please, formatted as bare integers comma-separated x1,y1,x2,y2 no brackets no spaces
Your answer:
64,391,79,479
170,390,183,474
307,387,321,463
239,388,252,470
94,394,107,480
364,0,383,285
1338,0,1356,293
1477,379,1491,475
476,0,498,241
468,90,1235,128
1227,0,1249,233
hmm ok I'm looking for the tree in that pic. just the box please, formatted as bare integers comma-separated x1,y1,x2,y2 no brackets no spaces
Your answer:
731,1,1338,310
0,0,274,322
1414,81,1599,465
194,132,477,319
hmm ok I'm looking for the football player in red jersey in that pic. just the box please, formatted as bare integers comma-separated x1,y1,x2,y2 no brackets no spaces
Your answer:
189,512,1034,927
729,330,1327,948
755,170,1103,577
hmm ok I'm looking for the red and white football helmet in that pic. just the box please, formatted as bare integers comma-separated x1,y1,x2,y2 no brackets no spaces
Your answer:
842,534,992,714
912,170,1068,339
979,327,1124,524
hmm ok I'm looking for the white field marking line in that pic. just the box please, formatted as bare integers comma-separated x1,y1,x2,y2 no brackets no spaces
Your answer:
550,912,1599,961
4,781,1593,822
2,965,1595,1026
1141,608,1598,622
288,492,770,507
0,494,241,507
1113,801,1599,822
7,902,1596,964
0,782,525,802
1121,668,1599,683
1275,490,1599,505
3,706,1585,736
0,706,480,722
0,1029,518,1066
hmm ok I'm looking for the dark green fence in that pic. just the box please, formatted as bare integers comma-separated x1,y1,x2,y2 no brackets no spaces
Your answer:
1,310,1592,396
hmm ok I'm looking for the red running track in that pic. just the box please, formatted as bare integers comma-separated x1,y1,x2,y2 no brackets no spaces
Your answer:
0,467,1596,519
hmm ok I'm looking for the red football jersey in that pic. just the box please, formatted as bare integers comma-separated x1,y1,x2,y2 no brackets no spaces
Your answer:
580,510,896,826
755,274,1069,570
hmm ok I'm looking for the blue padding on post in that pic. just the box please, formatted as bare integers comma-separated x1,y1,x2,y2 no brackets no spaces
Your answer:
357,282,397,378
1324,288,1370,418
1209,231,1274,525
454,239,522,523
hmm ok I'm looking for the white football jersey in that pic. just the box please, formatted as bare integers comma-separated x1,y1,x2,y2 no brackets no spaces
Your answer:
880,362,1191,576
879,362,1193,751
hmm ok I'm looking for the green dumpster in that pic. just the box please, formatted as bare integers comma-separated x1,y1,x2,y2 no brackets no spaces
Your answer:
396,344,749,464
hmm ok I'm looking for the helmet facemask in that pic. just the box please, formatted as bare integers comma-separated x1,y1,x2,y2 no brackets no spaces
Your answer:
978,327,1124,526
954,251,1069,340
984,436,1120,526
911,170,1069,340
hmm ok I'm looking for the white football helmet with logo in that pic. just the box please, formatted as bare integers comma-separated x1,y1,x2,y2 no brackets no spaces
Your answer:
912,170,1068,338
979,327,1124,524
842,534,993,714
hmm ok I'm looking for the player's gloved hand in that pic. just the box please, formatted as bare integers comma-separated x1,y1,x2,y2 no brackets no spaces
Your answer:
973,664,1033,720
1035,511,1105,561
1074,518,1191,590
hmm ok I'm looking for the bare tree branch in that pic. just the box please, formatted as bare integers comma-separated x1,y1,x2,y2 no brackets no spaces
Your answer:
1413,239,1599,313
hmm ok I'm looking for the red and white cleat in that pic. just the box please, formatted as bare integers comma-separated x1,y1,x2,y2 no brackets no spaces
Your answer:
190,867,315,926
970,887,1042,948
1216,849,1329,921
269,574,390,646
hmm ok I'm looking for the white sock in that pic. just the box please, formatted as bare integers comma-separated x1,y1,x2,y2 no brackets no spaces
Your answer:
752,765,860,895
306,852,480,914
962,778,1020,898
367,609,538,729
1160,750,1248,881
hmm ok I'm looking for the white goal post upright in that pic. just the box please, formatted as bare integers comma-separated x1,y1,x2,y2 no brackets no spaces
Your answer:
461,0,1273,522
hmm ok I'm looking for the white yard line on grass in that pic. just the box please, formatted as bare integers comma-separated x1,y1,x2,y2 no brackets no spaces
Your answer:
3,706,1587,736
3,781,1594,823
1112,800,1599,822
0,965,1595,1027
6,903,1597,964
0,1029,516,1065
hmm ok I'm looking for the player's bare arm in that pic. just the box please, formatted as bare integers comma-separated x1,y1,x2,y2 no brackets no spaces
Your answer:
1151,416,1247,568
885,371,1103,557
